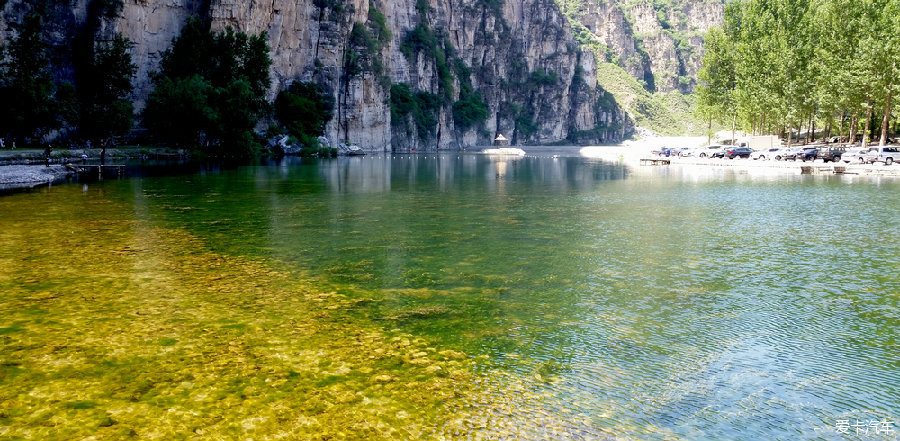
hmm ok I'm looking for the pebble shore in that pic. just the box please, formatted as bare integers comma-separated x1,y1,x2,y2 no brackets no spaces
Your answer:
0,165,73,190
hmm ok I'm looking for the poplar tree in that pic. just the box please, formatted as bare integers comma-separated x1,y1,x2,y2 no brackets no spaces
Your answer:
697,0,900,144
78,34,137,143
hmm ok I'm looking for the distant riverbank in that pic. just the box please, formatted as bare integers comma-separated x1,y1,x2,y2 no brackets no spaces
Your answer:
0,147,190,191
577,138,900,178
0,147,189,166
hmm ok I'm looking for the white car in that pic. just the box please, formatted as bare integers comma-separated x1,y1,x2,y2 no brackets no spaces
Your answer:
690,145,727,158
751,148,781,160
863,146,900,165
841,148,868,164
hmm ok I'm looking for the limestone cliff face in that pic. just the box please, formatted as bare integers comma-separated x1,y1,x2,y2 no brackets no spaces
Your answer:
577,0,650,84
0,0,626,151
566,0,724,94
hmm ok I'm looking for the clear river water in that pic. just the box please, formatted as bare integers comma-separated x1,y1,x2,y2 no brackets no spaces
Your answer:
1,149,898,440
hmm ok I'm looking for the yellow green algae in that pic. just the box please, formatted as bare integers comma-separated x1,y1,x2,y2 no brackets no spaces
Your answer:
0,191,481,440
0,186,630,440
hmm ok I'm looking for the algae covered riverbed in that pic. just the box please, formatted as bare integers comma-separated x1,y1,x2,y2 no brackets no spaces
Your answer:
0,190,481,439
1,153,899,440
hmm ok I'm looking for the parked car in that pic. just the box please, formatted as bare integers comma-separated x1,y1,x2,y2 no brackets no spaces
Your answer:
864,146,900,165
723,147,753,159
670,147,690,157
780,147,807,161
751,148,782,160
655,147,680,157
841,147,868,163
817,147,847,163
769,148,791,161
796,148,820,162
693,145,727,158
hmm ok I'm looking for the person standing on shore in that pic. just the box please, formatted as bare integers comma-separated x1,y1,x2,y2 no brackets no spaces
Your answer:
44,144,52,167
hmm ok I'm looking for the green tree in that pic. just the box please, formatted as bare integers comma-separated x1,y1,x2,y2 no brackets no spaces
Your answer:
143,17,272,156
452,92,489,131
144,75,215,148
0,11,62,144
699,0,900,144
695,26,735,140
274,81,335,144
78,34,137,143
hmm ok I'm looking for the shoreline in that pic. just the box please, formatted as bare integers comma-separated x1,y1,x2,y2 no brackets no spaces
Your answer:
3,143,899,192
577,145,900,177
0,165,74,191
0,147,191,192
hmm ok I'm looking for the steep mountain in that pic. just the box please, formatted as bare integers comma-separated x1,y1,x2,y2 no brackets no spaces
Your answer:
564,0,723,94
0,0,629,151
559,0,724,135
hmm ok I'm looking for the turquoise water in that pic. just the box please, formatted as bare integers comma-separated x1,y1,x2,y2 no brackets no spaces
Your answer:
2,151,898,440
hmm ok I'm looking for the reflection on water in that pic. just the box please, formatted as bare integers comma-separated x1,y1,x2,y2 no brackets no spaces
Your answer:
1,152,898,440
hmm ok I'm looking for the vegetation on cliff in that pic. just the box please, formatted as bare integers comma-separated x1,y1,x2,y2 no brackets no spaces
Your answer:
390,83,442,142
697,0,900,145
596,62,705,136
1,0,622,150
392,1,492,143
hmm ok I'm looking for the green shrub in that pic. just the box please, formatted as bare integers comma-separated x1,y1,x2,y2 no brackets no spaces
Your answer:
368,8,392,44
390,83,441,140
400,24,454,101
453,92,489,131
275,81,335,140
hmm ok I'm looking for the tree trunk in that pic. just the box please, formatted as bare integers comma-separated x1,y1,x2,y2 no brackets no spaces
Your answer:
804,115,809,143
862,98,872,149
838,111,845,142
810,113,815,143
880,86,893,146
731,114,736,147
786,121,792,148
849,114,858,146
707,116,712,146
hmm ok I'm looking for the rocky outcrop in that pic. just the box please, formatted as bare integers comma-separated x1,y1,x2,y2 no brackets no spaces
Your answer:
576,0,652,89
0,0,626,151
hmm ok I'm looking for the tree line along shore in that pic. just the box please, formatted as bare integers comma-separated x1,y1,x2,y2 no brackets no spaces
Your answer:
696,0,900,148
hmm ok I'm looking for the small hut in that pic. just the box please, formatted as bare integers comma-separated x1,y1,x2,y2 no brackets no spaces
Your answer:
493,134,510,147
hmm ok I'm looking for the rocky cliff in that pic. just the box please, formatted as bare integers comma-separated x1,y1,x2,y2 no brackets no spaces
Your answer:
0,0,628,151
565,0,723,94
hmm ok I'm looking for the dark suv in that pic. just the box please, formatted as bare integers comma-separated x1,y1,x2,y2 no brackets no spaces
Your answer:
722,147,753,159
817,147,846,163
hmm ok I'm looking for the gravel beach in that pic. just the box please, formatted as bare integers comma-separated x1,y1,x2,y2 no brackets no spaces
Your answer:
0,165,73,190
